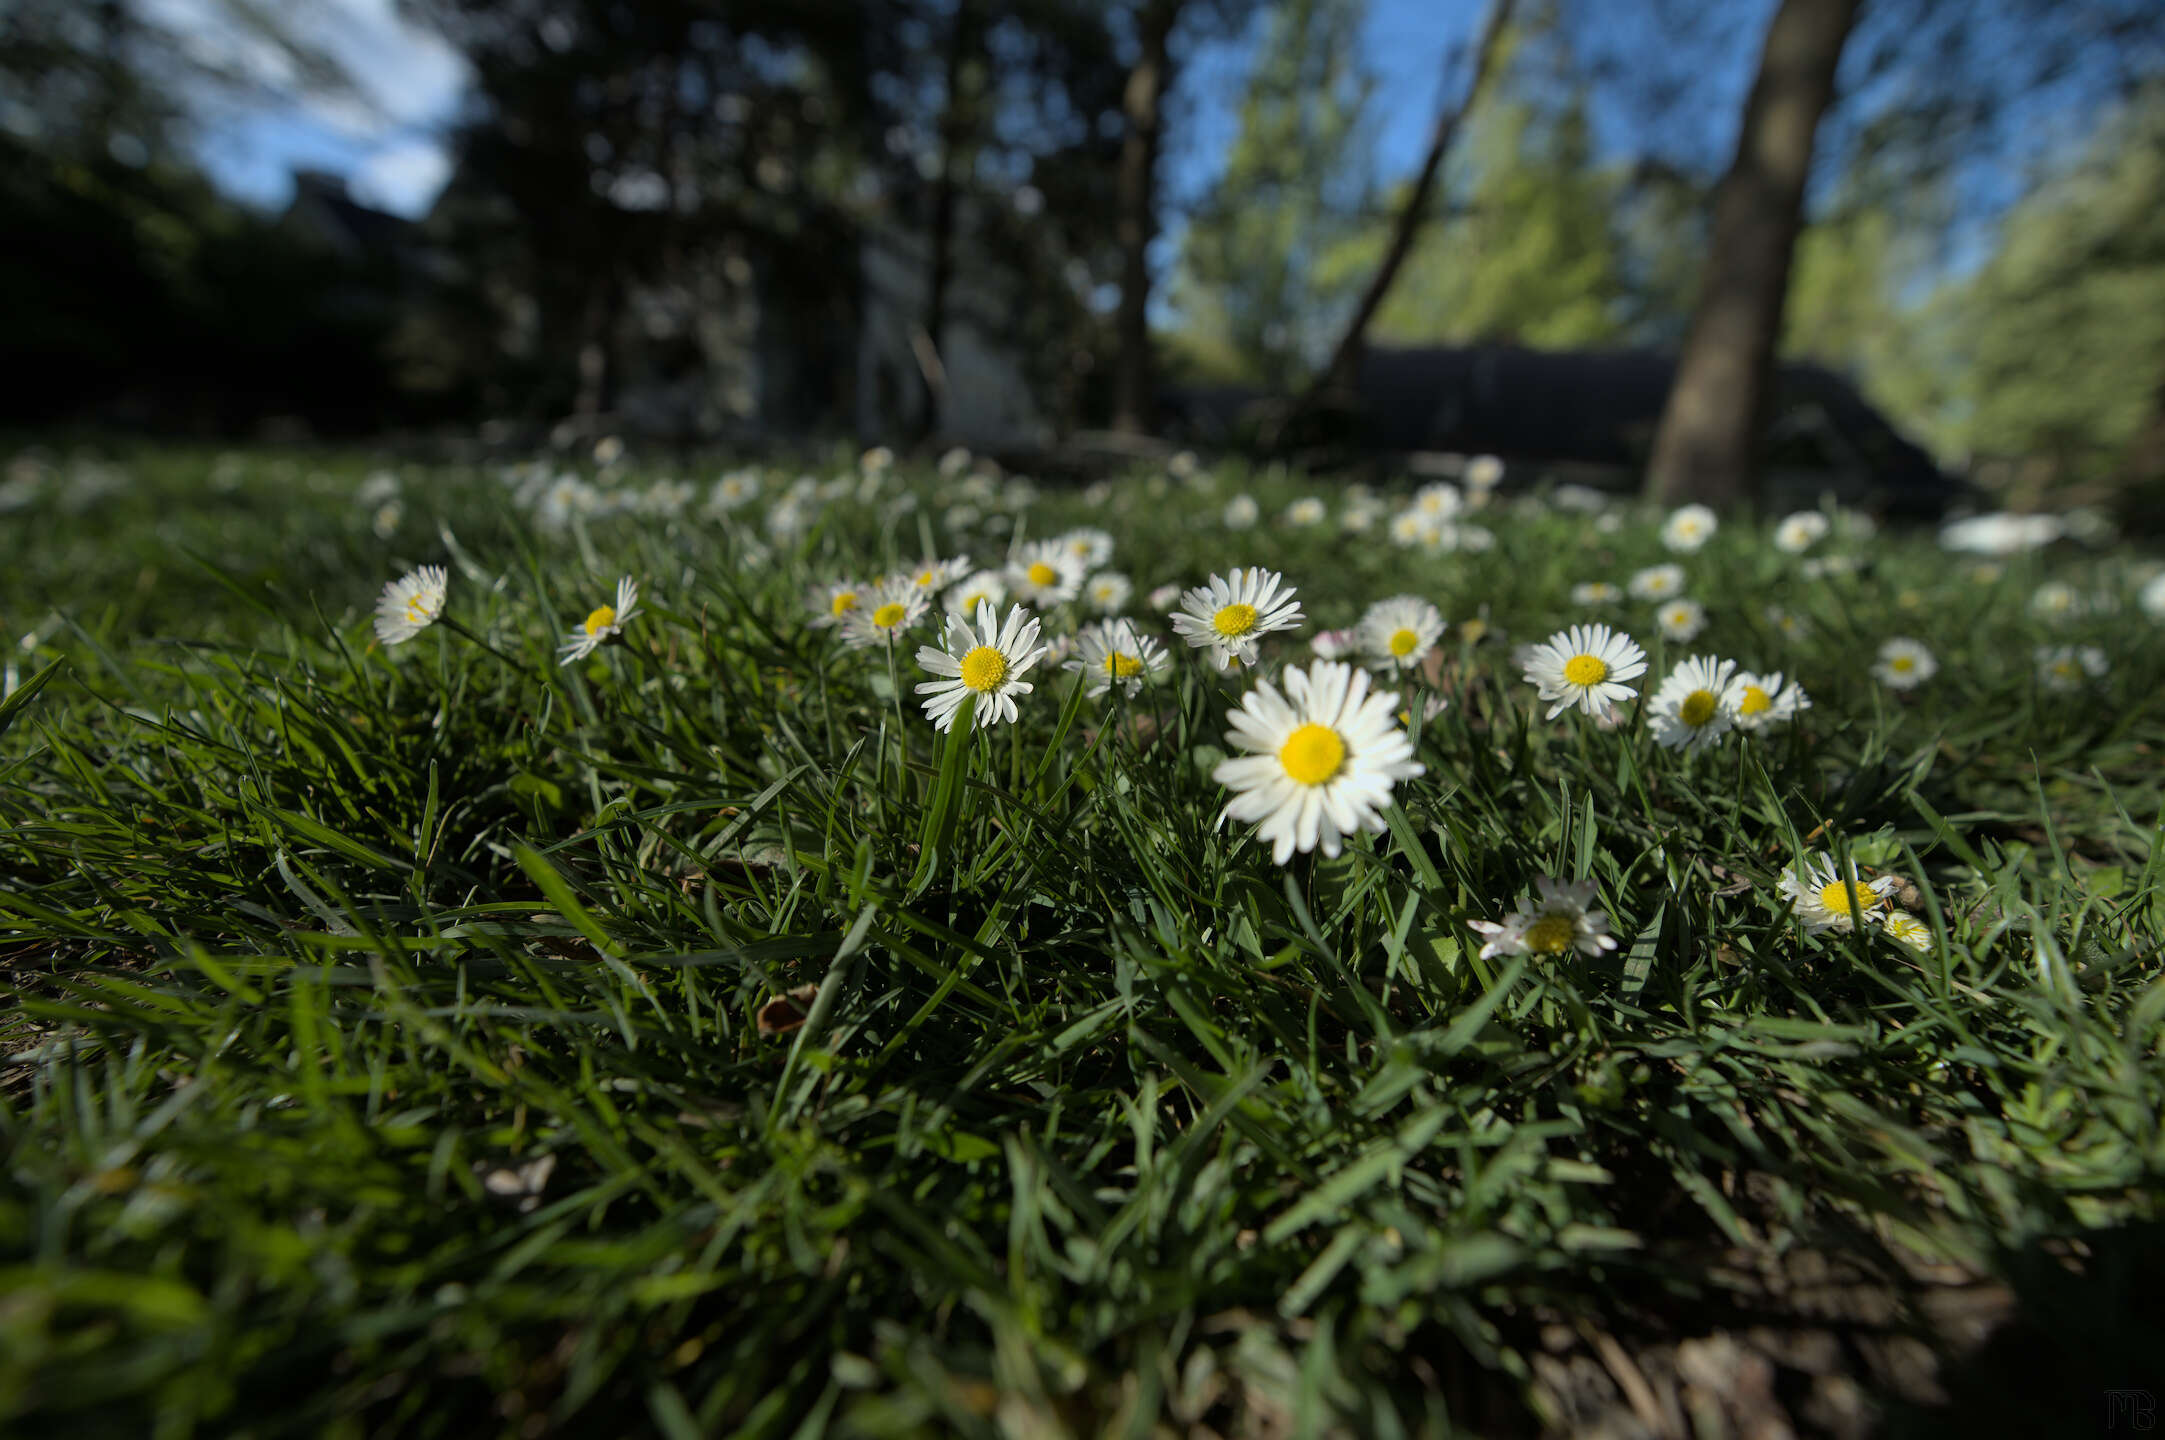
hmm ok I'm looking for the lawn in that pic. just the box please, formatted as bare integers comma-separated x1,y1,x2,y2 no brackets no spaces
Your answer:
2,443,2162,1438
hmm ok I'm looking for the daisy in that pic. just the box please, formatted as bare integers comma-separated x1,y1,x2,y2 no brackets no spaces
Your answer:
1223,494,1259,529
1057,527,1115,569
1778,853,1897,933
1730,670,1810,731
809,579,864,629
1880,910,1934,952
1801,553,1862,580
1468,876,1618,961
1571,581,1621,608
558,577,641,664
1647,655,1738,752
1457,524,1495,553
1354,596,1445,672
838,579,927,649
1005,540,1087,606
2141,572,2165,622
373,565,447,646
1464,455,1504,492
704,469,761,516
1657,598,1706,642
2035,644,2107,692
1065,619,1168,698
1661,503,1717,553
1412,482,1462,523
896,555,973,595
944,570,1007,618
1521,624,1648,720
1084,571,1133,615
1629,564,1684,601
2028,581,2081,624
1169,567,1304,671
1285,496,1327,527
1873,637,1936,690
1765,605,1810,642
1213,660,1425,864
860,445,895,476
1774,511,1829,554
1389,508,1442,549
1311,628,1356,661
1146,582,1184,612
914,600,1047,731
1341,496,1384,533
938,446,973,479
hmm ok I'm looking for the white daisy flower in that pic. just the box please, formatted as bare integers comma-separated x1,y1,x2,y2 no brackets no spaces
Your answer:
943,570,1007,618
1571,581,1622,608
2027,580,2082,624
558,577,642,665
1468,876,1618,961
943,504,981,532
914,600,1046,731
1647,655,1738,752
1169,567,1304,671
1213,660,1425,865
810,579,865,629
1413,482,1462,522
1730,671,1810,731
1311,628,1356,661
373,565,447,646
1389,508,1442,549
1057,527,1115,569
860,445,895,476
1521,624,1648,720
357,470,401,507
1146,582,1184,612
1774,511,1829,554
1873,637,1937,690
1065,619,1168,698
1765,606,1810,642
2141,572,2165,622
1880,910,1934,952
371,500,403,539
1801,553,1862,580
938,446,973,479
1661,503,1717,553
1285,496,1327,528
895,555,973,595
1005,540,1087,606
1657,598,1706,642
1465,455,1504,491
1341,496,1384,532
839,579,928,649
705,470,761,516
641,478,696,517
1552,484,1609,513
1169,450,1199,479
1628,563,1684,601
1457,524,1495,553
1223,494,1259,529
1084,571,1133,615
535,475,600,533
2035,644,2107,692
1354,595,1445,672
1778,853,1897,933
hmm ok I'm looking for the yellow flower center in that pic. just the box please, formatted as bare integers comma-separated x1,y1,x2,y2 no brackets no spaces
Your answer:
872,602,908,629
915,569,938,588
1523,915,1576,955
1891,655,1915,673
405,598,430,624
1388,627,1420,657
1026,562,1059,587
1278,723,1345,786
959,645,1008,691
1818,880,1862,915
1739,685,1772,716
583,604,617,637
1213,603,1259,638
1105,651,1143,679
1679,689,1717,727
1459,619,1487,646
1562,654,1607,687
830,590,859,616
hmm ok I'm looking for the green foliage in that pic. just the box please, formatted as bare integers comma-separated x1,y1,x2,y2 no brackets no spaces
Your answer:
2,445,2163,1434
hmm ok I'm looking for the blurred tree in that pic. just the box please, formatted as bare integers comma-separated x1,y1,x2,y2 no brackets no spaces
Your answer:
1170,0,1375,391
1644,0,1862,509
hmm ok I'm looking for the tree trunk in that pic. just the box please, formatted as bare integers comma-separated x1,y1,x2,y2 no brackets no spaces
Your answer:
1279,0,1515,443
1645,0,1862,508
920,0,981,441
1111,0,1181,436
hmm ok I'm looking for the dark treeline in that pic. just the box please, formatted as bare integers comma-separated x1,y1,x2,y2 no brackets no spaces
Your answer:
3,0,2162,508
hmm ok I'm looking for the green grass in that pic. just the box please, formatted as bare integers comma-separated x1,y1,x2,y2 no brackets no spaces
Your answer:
2,445,2162,1437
